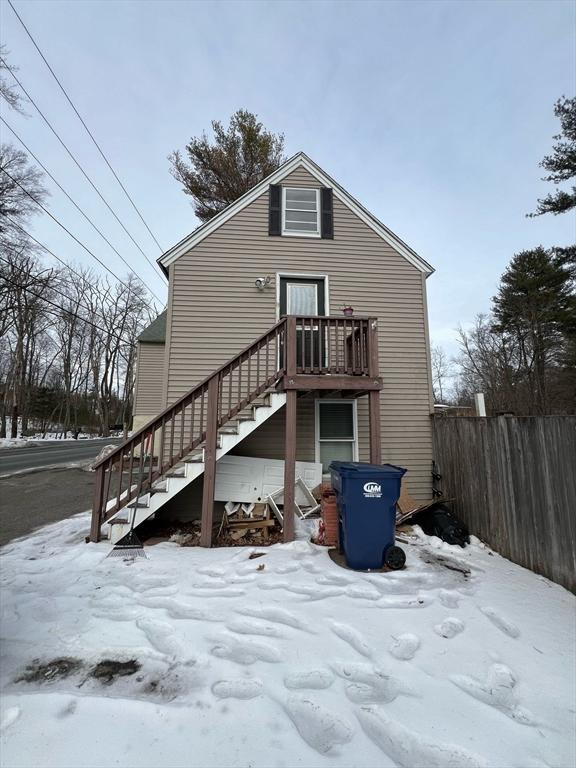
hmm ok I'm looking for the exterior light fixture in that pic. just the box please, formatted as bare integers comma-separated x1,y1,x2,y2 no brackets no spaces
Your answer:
254,276,271,291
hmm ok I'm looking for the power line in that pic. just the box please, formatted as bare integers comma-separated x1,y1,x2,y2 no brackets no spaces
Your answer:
1,117,167,286
0,264,138,348
1,233,152,337
8,0,164,254
6,216,99,284
0,166,165,304
0,55,166,279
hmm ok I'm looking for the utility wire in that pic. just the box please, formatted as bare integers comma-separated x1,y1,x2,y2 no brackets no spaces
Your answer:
6,216,99,284
0,166,165,304
1,117,167,291
8,0,164,253
0,264,138,348
1,231,154,336
0,55,166,280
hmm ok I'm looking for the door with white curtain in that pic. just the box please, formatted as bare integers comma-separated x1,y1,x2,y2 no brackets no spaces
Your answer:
279,277,326,370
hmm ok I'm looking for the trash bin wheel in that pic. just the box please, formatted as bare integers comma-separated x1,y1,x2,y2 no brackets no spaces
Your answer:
384,545,406,571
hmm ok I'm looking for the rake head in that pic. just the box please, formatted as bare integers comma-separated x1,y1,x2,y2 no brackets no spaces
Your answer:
107,529,147,559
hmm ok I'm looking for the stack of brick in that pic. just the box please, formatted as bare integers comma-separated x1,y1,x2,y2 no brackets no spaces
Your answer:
320,483,338,546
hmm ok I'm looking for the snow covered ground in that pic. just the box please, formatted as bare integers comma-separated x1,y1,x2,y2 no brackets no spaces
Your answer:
0,435,108,449
0,514,574,768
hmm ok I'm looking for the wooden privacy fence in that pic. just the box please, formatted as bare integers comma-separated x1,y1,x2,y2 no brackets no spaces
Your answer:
432,416,576,592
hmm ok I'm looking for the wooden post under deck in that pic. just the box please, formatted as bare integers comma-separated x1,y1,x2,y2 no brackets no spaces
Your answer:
368,319,382,464
283,316,297,542
200,376,219,547
283,389,297,542
368,390,382,464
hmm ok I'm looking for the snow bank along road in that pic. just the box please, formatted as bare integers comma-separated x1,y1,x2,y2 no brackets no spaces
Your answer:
0,516,574,768
0,439,122,476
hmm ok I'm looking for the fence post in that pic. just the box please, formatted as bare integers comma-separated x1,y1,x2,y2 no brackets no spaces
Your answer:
474,392,486,417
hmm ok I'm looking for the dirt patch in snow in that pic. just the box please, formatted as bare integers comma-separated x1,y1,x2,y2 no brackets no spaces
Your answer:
15,657,82,683
90,659,141,684
15,657,141,687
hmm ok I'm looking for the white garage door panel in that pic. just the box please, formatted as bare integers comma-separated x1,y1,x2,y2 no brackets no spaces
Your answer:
215,455,322,504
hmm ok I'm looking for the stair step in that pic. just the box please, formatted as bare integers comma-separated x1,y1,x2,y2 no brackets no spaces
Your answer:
126,501,149,509
219,426,239,435
166,468,186,478
184,454,204,463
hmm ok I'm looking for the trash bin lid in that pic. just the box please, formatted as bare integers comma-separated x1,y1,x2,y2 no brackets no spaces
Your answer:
329,460,407,477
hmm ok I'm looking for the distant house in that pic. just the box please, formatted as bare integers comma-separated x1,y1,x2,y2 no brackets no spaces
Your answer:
90,152,435,545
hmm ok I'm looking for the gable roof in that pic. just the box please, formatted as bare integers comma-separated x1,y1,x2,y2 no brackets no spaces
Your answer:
158,152,434,276
138,311,167,343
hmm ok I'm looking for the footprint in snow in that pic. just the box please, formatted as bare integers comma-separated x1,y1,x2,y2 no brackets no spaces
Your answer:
479,606,520,638
211,678,263,700
226,618,283,638
451,663,535,725
284,670,334,690
196,566,226,578
136,618,186,658
331,662,405,704
140,595,225,622
358,707,487,767
284,696,353,755
315,574,352,587
187,587,246,599
0,707,21,731
330,621,373,658
209,633,281,665
236,606,310,632
439,589,461,609
378,595,431,609
345,584,382,601
434,617,465,639
389,633,421,660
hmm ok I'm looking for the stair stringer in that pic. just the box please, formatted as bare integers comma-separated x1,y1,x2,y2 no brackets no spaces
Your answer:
107,391,286,543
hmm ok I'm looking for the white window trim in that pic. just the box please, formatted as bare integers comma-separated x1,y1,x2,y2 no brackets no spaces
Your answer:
281,187,321,238
315,398,359,467
275,273,330,320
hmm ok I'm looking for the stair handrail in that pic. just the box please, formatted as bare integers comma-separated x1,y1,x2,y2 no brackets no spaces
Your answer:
92,317,288,472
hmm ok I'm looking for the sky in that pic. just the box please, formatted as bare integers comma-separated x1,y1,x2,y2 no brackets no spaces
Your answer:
1,0,575,356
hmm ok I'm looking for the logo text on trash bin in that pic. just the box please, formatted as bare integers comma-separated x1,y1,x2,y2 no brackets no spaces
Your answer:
363,481,382,498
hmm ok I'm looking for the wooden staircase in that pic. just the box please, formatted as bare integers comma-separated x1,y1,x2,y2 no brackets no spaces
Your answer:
90,315,383,546
106,392,286,543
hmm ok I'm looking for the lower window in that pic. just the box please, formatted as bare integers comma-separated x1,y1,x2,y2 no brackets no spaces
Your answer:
316,400,358,473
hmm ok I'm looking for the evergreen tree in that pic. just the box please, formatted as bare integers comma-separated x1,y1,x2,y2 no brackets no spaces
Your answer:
492,247,575,413
169,110,285,223
530,96,576,216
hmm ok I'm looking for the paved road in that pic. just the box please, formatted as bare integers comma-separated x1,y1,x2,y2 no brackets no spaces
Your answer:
0,438,122,476
0,468,96,546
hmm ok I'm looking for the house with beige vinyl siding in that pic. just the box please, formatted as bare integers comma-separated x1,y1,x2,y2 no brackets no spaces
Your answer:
90,152,435,545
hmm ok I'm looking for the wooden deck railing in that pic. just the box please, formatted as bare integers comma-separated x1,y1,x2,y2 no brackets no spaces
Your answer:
89,314,380,543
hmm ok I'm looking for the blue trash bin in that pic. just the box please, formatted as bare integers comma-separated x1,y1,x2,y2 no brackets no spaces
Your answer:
330,461,407,570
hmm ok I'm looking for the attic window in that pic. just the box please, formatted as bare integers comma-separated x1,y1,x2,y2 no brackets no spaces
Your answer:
282,188,320,237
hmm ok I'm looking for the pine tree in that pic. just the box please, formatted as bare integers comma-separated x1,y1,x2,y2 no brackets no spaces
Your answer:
530,96,576,216
492,247,575,413
169,110,285,223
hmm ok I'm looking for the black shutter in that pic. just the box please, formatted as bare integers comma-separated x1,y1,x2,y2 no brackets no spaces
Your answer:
269,184,281,236
321,187,334,239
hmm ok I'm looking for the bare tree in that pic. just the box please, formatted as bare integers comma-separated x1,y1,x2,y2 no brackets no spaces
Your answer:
0,46,25,114
0,144,48,251
431,344,453,403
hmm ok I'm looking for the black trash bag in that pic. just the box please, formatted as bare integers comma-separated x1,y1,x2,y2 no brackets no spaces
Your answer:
415,505,470,548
